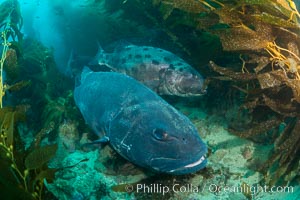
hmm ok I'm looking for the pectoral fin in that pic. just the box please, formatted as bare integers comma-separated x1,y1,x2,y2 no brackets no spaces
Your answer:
93,136,110,144
82,136,110,147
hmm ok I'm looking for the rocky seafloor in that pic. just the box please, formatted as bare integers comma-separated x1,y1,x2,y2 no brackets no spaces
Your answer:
31,99,300,200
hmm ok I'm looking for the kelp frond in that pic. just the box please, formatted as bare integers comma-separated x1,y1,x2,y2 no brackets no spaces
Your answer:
0,108,58,199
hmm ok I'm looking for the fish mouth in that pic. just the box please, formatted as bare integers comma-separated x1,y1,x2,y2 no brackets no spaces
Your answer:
174,80,206,97
168,154,207,174
149,150,207,175
184,155,206,168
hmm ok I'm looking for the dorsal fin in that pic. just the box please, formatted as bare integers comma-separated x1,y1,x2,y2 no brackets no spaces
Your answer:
110,40,133,53
89,41,105,65
96,41,104,53
77,66,93,86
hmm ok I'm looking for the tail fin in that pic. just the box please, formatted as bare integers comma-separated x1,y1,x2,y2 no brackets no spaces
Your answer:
66,49,74,76
67,49,74,68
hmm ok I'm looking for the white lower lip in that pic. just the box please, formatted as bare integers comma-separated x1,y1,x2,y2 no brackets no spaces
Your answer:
184,155,206,168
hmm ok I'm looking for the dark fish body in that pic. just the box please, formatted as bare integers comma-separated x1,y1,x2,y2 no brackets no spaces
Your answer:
74,67,207,174
94,44,206,97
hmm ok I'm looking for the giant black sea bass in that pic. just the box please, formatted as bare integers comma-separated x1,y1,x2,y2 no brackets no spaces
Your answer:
74,67,207,175
91,44,206,97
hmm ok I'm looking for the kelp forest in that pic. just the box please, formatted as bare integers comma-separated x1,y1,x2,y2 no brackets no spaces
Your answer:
0,0,76,199
0,0,299,199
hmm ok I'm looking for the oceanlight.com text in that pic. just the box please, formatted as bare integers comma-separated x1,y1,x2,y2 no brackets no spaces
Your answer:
208,183,293,194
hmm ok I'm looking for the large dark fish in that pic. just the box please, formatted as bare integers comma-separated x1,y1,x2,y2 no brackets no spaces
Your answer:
74,67,207,175
92,44,206,97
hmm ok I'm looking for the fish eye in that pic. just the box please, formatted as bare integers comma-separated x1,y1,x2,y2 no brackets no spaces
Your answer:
152,128,168,140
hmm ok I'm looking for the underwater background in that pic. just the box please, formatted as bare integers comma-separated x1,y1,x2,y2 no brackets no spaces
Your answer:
0,0,300,199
